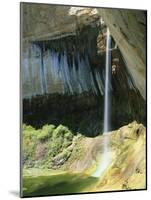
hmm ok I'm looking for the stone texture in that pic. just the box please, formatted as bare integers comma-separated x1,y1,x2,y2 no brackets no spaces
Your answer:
22,42,64,98
63,121,146,191
21,3,76,41
21,3,146,99
97,9,146,99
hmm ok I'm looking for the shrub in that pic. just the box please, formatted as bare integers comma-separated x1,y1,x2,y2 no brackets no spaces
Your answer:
49,136,64,157
64,131,73,141
23,124,39,167
37,125,55,141
23,124,35,132
61,148,72,160
42,124,55,134
23,123,75,168
48,125,74,157
63,138,72,148
52,125,71,139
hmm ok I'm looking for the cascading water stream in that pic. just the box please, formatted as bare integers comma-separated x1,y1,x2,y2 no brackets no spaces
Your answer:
92,28,112,177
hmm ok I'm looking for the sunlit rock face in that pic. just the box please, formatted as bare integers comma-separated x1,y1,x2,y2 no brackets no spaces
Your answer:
65,121,146,185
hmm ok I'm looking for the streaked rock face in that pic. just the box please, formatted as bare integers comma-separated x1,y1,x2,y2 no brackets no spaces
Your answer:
22,42,65,98
21,4,146,99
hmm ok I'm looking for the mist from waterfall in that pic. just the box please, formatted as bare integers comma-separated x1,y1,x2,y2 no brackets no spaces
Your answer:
92,28,112,177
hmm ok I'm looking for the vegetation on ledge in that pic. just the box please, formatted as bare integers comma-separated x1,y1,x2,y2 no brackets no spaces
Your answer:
23,124,82,169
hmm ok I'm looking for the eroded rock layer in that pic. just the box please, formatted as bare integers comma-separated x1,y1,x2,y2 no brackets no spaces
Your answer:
21,4,146,99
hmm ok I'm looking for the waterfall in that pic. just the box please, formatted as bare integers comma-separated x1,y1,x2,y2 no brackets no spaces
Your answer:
103,28,111,134
92,28,112,177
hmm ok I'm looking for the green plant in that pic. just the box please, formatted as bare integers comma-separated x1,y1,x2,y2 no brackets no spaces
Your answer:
52,125,72,139
49,135,63,156
37,125,55,141
23,123,75,169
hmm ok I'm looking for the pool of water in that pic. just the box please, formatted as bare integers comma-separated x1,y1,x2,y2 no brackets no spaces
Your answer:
23,173,99,197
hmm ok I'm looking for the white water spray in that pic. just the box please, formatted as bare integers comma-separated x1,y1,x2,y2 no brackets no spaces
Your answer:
92,28,111,177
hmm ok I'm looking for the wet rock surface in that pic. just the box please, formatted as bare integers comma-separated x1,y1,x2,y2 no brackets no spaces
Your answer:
66,121,146,190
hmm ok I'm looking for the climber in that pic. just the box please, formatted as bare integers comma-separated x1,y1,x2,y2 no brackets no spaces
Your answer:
112,64,117,75
112,58,119,75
